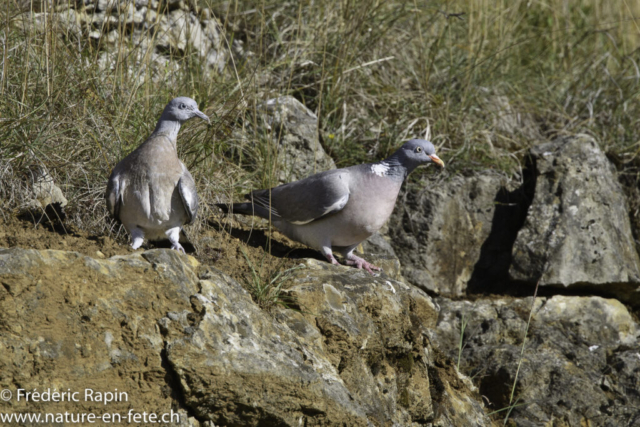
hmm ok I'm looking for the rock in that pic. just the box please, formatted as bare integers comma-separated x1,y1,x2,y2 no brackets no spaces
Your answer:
432,295,640,426
0,247,493,426
163,267,369,426
389,172,521,296
25,166,68,211
0,248,197,422
360,230,397,259
281,258,494,426
260,96,336,183
510,135,640,302
95,0,118,12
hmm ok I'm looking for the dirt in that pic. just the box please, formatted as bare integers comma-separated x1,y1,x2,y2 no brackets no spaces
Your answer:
0,213,320,288
0,215,131,258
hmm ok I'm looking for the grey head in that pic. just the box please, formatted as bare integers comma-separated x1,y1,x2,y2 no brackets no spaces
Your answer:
160,97,210,124
393,139,444,169
382,139,444,179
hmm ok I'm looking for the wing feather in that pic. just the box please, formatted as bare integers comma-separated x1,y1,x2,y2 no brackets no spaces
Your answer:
105,173,123,221
178,167,199,224
248,169,350,224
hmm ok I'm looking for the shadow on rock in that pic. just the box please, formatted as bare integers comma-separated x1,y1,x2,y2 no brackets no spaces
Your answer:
208,219,324,261
466,157,536,296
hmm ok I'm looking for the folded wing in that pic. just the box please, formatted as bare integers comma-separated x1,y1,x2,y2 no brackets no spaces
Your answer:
178,166,199,224
248,169,350,225
105,174,124,221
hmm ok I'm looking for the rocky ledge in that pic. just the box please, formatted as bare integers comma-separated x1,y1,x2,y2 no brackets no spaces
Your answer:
2,243,639,426
0,247,492,426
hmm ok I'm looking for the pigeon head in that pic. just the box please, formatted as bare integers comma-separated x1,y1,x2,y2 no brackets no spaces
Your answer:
395,139,444,169
161,97,210,124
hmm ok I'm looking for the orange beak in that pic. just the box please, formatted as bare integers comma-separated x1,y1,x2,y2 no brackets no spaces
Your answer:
429,154,445,168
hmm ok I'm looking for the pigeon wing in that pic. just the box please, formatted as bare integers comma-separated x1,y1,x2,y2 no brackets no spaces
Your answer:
178,165,199,224
249,169,350,225
105,172,124,221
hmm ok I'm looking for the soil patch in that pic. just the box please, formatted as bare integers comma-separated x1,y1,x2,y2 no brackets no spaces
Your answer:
0,213,320,288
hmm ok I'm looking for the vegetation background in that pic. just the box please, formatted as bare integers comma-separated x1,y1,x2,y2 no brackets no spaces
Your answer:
1,0,639,246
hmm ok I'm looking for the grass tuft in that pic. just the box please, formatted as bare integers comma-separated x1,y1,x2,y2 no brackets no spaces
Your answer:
240,247,304,311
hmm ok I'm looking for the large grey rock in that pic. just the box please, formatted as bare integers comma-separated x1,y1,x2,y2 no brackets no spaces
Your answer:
432,295,640,426
389,172,520,296
510,135,640,301
260,96,336,183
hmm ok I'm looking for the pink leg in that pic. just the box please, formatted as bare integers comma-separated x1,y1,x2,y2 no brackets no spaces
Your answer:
345,253,381,275
325,253,341,266
320,246,341,266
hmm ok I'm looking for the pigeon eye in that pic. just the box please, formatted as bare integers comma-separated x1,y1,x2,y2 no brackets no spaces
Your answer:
415,146,423,153
179,103,186,109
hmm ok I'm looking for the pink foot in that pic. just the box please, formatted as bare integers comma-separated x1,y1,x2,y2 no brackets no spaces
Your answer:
346,255,381,275
325,253,341,266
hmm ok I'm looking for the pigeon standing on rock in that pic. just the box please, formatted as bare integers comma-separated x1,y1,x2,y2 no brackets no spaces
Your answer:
106,97,210,252
218,139,444,273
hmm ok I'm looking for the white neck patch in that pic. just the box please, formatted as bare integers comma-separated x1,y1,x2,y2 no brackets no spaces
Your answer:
371,163,389,177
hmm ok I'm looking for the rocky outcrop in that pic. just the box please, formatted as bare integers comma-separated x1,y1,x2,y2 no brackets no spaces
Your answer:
284,259,492,426
0,248,199,423
0,247,493,426
388,135,640,303
163,264,368,426
30,0,230,81
259,96,336,183
510,135,640,301
389,172,523,296
432,295,640,426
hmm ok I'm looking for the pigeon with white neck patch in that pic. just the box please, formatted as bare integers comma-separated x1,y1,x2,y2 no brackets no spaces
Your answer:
218,139,444,273
106,97,210,252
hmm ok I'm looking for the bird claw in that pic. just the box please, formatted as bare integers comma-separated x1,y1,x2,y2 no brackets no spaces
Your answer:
346,256,381,275
325,254,341,266
171,243,186,254
325,253,380,275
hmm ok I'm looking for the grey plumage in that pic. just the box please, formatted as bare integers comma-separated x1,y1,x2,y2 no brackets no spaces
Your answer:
106,97,210,252
219,139,444,273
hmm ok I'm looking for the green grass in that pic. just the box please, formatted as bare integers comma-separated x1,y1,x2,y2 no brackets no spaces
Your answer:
240,247,304,310
1,0,639,237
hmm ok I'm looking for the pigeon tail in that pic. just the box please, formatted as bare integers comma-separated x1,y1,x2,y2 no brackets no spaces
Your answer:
216,202,273,220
